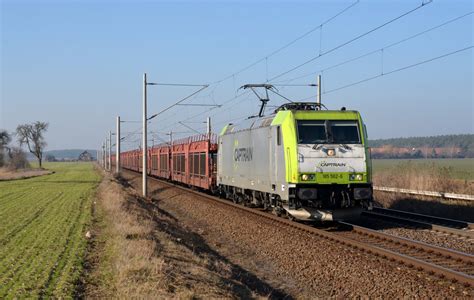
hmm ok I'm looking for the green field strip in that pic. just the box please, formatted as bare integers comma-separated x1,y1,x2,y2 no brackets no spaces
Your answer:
0,191,26,205
0,163,101,298
0,192,63,245
1,185,92,284
0,193,73,294
6,196,77,297
38,194,90,297
0,190,68,259
0,190,33,222
0,193,87,296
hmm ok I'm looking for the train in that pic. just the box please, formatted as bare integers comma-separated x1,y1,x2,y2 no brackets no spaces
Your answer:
117,102,373,221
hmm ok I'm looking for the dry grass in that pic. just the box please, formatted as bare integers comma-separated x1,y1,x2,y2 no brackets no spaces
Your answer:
85,174,167,298
374,161,474,222
0,167,52,180
84,171,238,299
373,161,473,195
373,162,474,222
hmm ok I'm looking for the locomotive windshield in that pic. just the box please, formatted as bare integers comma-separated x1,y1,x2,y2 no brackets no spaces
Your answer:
297,120,361,144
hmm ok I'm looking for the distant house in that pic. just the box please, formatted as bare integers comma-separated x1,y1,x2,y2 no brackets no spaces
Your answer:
78,151,93,161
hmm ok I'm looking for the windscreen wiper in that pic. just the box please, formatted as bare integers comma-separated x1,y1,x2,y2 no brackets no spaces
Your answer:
324,120,333,143
339,144,352,150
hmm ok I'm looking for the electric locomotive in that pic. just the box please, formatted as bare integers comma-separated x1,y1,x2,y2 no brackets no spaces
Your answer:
217,102,373,221
119,83,373,221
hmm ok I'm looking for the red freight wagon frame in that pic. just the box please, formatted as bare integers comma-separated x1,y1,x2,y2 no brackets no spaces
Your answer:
159,146,171,180
187,134,218,190
137,149,152,174
150,144,171,180
119,134,217,191
170,133,218,190
150,146,159,177
171,141,188,184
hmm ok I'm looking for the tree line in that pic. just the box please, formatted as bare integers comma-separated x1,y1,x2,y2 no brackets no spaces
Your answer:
0,121,49,169
369,134,474,158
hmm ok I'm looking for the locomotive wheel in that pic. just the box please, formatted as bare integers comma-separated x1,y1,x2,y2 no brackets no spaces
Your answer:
232,195,239,204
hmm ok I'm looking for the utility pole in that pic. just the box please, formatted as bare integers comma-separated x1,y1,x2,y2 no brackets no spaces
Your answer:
206,117,211,135
316,74,322,110
104,141,107,169
104,138,107,169
106,136,109,170
169,131,173,146
102,142,105,168
116,116,121,173
142,73,148,197
108,131,112,171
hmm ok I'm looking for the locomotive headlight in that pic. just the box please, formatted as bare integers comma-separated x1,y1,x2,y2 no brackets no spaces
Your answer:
349,174,364,181
327,149,335,156
301,174,315,181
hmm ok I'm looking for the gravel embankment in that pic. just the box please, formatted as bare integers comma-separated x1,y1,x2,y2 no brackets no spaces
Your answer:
122,170,473,298
355,217,474,254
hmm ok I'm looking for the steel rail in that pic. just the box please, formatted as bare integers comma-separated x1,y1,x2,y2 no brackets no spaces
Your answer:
122,168,474,287
363,207,474,239
374,186,474,201
337,221,474,286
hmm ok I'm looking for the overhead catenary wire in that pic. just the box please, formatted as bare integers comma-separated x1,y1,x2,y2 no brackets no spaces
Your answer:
298,45,473,101
268,0,433,82
120,120,142,123
147,85,209,121
147,83,209,87
136,0,469,140
277,10,474,83
158,0,434,134
157,90,251,133
151,1,363,132
209,0,360,85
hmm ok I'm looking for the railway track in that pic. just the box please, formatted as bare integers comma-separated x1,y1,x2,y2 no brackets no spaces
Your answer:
333,222,474,284
123,169,474,287
363,207,474,239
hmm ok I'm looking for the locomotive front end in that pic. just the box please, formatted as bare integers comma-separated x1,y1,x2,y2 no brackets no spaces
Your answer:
277,109,373,221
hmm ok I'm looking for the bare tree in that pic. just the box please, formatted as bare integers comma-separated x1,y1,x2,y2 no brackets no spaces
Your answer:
16,121,49,168
8,147,30,170
0,130,12,167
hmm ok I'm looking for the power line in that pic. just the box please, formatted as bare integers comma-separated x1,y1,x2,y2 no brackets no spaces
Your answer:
152,1,362,132
175,103,222,107
148,85,209,120
157,90,251,133
268,0,433,82
147,83,208,87
210,0,359,85
278,11,473,83
131,0,448,138
299,45,473,100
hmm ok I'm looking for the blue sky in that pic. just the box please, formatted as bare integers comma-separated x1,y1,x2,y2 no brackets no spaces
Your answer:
1,0,473,150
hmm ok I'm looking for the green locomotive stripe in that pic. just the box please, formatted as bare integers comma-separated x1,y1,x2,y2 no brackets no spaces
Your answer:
297,172,368,184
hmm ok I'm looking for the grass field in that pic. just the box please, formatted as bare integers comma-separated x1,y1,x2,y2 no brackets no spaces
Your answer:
372,158,474,181
0,162,100,298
